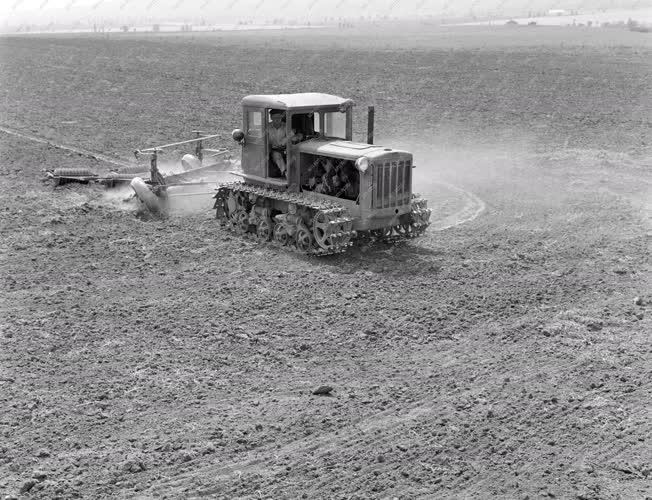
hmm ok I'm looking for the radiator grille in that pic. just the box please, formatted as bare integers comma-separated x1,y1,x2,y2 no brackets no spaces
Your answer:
373,159,411,208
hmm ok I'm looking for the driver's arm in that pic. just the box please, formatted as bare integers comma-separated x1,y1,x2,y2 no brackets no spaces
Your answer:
290,129,304,144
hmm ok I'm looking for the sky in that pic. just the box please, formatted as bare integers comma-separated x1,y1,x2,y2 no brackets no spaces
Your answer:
1,0,651,27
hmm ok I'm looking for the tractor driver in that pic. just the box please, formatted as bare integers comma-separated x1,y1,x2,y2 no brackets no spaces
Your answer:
268,109,302,178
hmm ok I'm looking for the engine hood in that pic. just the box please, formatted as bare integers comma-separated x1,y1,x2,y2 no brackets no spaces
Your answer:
296,139,411,161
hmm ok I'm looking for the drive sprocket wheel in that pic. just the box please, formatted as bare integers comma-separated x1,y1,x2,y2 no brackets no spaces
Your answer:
312,209,353,253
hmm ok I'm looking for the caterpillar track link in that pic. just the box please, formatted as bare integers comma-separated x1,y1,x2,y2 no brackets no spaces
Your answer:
214,182,355,256
363,196,432,243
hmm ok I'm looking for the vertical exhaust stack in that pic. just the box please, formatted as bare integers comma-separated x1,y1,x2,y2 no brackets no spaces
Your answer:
367,105,374,145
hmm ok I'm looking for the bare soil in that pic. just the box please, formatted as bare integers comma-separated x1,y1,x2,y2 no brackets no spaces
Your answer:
0,25,650,499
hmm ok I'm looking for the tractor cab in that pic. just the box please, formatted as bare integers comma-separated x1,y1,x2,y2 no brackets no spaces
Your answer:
232,93,354,191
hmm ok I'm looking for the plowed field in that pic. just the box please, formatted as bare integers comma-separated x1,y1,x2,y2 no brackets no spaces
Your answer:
1,25,650,499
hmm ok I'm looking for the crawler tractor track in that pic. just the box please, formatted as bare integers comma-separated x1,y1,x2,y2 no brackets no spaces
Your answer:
214,182,355,256
214,184,431,255
366,196,431,243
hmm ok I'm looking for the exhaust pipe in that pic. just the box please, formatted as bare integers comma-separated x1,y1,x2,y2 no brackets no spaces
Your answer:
367,105,374,145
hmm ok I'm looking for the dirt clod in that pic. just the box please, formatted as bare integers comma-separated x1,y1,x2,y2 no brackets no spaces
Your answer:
122,460,146,474
32,470,47,480
312,386,333,396
19,480,37,493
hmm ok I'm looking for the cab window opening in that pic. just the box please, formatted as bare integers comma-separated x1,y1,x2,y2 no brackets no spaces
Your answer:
323,111,346,139
295,110,346,140
246,110,262,138
290,112,317,142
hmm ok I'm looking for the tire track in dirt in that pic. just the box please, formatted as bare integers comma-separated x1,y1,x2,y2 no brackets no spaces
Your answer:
152,401,440,497
449,407,650,499
148,338,632,497
146,344,463,494
426,181,486,231
0,124,132,168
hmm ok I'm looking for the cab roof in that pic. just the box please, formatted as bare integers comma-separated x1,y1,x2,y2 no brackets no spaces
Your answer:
241,93,352,110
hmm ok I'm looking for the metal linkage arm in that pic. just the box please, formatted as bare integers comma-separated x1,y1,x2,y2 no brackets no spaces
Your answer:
139,134,221,152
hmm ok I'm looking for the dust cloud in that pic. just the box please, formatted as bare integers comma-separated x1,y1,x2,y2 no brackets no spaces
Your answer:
382,128,539,230
387,124,652,236
99,185,136,211
385,124,537,188
163,171,239,215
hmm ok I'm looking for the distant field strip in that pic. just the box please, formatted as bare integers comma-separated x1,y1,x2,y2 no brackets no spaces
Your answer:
0,125,132,169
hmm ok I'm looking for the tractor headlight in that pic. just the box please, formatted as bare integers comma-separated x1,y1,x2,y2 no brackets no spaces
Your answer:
355,157,369,173
232,129,245,143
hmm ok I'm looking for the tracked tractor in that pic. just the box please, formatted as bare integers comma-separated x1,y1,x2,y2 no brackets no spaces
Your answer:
214,93,431,255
